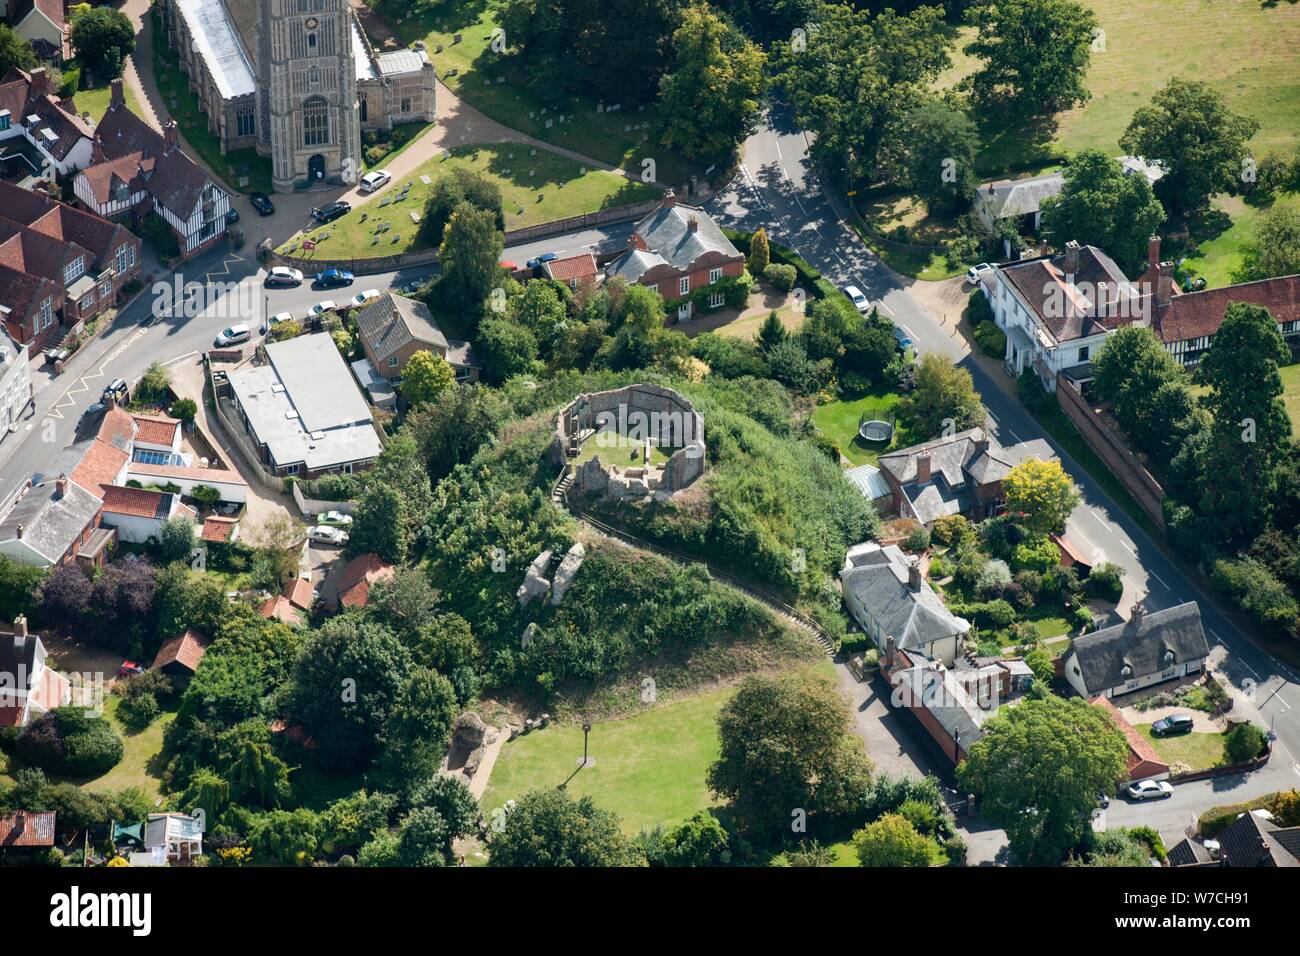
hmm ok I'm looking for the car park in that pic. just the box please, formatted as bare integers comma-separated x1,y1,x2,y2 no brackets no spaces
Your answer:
1126,780,1174,801
1151,714,1195,737
966,263,994,284
266,266,304,287
315,268,354,288
843,285,870,313
360,170,392,193
319,511,353,525
308,301,338,318
311,201,351,224
308,525,349,546
349,289,382,308
250,192,275,216
214,324,252,347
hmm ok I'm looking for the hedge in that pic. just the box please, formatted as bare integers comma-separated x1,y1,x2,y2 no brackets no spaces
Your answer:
723,228,837,300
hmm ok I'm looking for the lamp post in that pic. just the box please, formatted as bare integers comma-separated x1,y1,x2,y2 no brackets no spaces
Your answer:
581,722,592,769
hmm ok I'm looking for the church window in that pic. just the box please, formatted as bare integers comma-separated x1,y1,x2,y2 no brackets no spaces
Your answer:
303,96,329,147
237,108,255,137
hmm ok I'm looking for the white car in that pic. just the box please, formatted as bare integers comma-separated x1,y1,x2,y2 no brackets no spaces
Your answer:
843,285,870,313
308,525,349,546
966,263,994,284
214,324,251,347
261,311,293,333
308,301,338,318
360,170,392,193
266,266,304,287
320,510,353,525
349,289,382,308
1127,780,1174,801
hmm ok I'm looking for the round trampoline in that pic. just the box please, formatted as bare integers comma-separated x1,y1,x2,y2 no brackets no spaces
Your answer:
858,419,894,442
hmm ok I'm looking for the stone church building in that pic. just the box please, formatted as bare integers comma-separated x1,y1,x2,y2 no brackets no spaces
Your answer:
158,0,435,192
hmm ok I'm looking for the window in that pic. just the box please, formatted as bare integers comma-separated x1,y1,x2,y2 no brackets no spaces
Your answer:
679,276,689,295
309,66,320,87
307,31,317,54
134,449,172,466
709,292,724,309
709,267,722,284
387,356,399,368
39,297,53,330
100,277,112,298
63,256,85,285
303,96,329,147
115,244,130,274
236,109,255,137
0,113,9,132
359,97,367,122
79,295,94,312
1078,345,1090,362
401,98,411,113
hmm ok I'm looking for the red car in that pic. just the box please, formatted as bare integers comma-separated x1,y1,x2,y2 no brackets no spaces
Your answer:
117,661,144,679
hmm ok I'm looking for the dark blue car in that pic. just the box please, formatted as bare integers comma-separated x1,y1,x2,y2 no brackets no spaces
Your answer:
315,268,354,288
525,251,559,269
892,326,914,351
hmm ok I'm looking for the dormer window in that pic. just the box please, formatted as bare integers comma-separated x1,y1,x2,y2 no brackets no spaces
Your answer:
1120,663,1132,678
1163,649,1175,665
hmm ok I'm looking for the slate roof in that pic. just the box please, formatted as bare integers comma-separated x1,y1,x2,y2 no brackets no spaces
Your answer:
1167,836,1216,867
974,171,1064,220
355,292,448,362
840,542,969,655
606,195,741,282
0,69,94,164
1000,245,1147,343
0,475,101,564
1159,274,1300,345
0,630,38,706
1212,811,1300,868
1066,602,1210,695
0,181,136,273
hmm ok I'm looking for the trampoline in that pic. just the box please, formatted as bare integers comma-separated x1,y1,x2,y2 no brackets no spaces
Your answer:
858,416,894,443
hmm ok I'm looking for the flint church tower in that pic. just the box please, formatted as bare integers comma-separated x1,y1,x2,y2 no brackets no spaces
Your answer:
255,0,361,192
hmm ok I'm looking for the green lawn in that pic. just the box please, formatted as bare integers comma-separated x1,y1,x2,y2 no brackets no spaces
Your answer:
279,142,657,259
369,0,696,184
149,11,273,194
850,196,970,281
67,71,145,124
810,389,924,466
574,430,674,468
1179,192,1300,290
1138,725,1227,771
362,120,436,171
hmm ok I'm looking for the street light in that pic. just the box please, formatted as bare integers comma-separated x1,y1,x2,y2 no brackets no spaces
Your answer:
581,721,592,769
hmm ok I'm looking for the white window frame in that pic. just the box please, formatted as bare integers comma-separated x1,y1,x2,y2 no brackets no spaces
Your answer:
679,276,689,295
63,256,85,285
709,267,722,284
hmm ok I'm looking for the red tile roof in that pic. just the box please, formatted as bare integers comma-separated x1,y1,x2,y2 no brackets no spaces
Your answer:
336,553,394,609
100,484,172,519
200,516,239,542
0,811,56,847
131,414,181,446
70,440,130,494
153,629,208,674
259,595,305,625
1159,274,1300,344
284,576,314,610
544,253,598,283
1092,696,1170,782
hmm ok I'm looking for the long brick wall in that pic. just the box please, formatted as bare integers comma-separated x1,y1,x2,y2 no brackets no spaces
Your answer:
1055,373,1166,530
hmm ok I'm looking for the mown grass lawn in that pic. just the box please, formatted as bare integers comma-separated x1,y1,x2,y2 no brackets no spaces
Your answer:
810,389,923,467
1191,362,1300,438
362,120,436,171
67,71,145,123
1179,192,1300,290
1138,725,1227,771
370,0,696,184
280,141,657,259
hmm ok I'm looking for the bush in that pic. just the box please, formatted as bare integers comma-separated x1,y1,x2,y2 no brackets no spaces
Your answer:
1210,557,1300,635
927,556,948,580
16,708,123,777
117,693,161,732
930,514,974,549
972,321,1007,358
1012,535,1061,574
1086,562,1126,603
190,484,221,509
952,599,1016,629
1224,723,1268,764
763,262,797,293
1072,606,1094,632
903,527,931,554
965,289,994,326
168,398,198,424
975,559,1012,597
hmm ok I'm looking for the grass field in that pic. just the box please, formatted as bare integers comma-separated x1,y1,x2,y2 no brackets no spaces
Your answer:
370,0,696,184
1192,362,1300,438
1138,725,1227,771
68,74,145,124
362,121,435,171
280,142,657,259
810,389,923,467
715,305,804,342
1179,192,1300,289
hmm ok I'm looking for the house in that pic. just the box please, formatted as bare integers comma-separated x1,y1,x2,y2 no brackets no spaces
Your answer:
0,615,70,727
0,810,56,848
259,576,313,625
332,553,393,610
0,325,30,432
840,541,970,666
1169,810,1300,868
98,485,194,544
1063,601,1210,700
605,190,745,321
0,68,95,181
354,292,479,382
152,628,208,680
542,252,598,290
1090,695,1170,782
877,427,1055,525
0,179,143,347
0,471,103,567
225,333,384,478
3,2,65,64
972,156,1164,238
74,82,230,259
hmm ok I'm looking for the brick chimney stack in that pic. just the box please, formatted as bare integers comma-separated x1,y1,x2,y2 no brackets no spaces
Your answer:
885,635,897,669
1125,602,1146,635
110,79,124,109
164,121,179,150
1156,261,1174,310
908,560,922,591
916,453,932,484
687,216,698,234
1147,235,1161,275
30,68,47,96
14,614,26,649
91,134,105,164
55,473,66,498
1063,240,1081,283
662,188,677,208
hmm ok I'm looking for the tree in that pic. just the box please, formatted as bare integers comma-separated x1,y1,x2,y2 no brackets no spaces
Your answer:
657,5,766,166
381,667,458,787
399,350,455,407
250,514,304,588
707,671,873,834
477,317,539,385
434,204,503,320
901,100,979,212
412,612,478,675
1002,458,1080,534
168,397,198,425
1091,325,1192,454
1039,150,1166,272
1224,722,1268,764
0,25,36,78
1233,204,1300,284
899,352,984,438
406,383,508,483
853,813,933,867
509,281,569,358
39,564,94,632
1197,302,1293,539
957,695,1128,864
1120,79,1260,214
348,485,409,564
217,721,291,808
756,311,788,353
748,227,771,276
489,788,639,867
963,0,1097,117
153,563,228,643
70,7,135,80
397,806,452,866
153,516,196,565
370,569,440,637
0,556,44,622
663,811,730,866
417,167,504,247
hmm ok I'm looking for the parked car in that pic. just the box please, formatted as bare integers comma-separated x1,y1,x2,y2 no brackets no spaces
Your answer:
1127,780,1174,801
101,378,130,405
359,170,392,193
349,289,382,308
1151,714,1195,737
525,252,559,269
1097,792,1111,809
226,208,240,225
308,525,349,546
117,661,144,679
214,324,252,347
319,510,353,525
250,192,275,216
308,301,338,318
966,263,994,284
843,285,870,313
261,312,294,333
315,268,354,288
266,266,304,287
892,325,914,351
311,201,351,224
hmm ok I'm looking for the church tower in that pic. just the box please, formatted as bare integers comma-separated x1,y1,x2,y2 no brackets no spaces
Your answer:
255,0,361,193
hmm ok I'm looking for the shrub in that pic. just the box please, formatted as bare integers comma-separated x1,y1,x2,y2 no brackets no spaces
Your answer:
972,321,1007,357
118,693,161,732
1086,562,1126,602
1007,620,1040,647
952,599,1016,629
16,708,123,777
1016,369,1054,414
1210,557,1300,635
903,527,931,554
927,556,948,580
975,559,1012,597
930,515,974,549
965,289,994,326
1071,606,1094,632
190,485,221,509
763,262,797,293
1224,723,1268,764
168,398,198,424
1024,649,1054,683
1012,535,1061,574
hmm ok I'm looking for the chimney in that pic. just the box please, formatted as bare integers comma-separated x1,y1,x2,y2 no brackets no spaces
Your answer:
687,216,698,234
1063,240,1080,283
1147,235,1161,275
13,614,26,649
14,523,22,540
91,134,105,164
30,68,48,96
908,561,922,591
662,188,677,208
1125,602,1146,634
164,121,179,150
885,636,897,669
1156,261,1174,310
110,79,124,109
972,429,989,455
916,453,932,484
54,474,67,498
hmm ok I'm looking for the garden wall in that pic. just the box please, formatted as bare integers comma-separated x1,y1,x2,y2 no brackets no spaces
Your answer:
1055,373,1166,530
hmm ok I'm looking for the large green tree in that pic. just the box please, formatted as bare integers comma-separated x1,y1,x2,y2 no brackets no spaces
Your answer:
434,204,504,321
1233,204,1300,284
1120,78,1260,214
853,813,933,867
1002,458,1080,534
381,667,459,787
962,0,1097,116
1040,150,1166,272
0,25,35,78
957,695,1128,864
899,352,984,438
488,788,640,866
900,100,980,212
70,7,135,80
399,351,455,408
417,168,504,247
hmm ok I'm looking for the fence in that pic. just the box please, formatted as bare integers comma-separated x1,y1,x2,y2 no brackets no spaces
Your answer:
291,481,356,518
1055,373,1166,530
268,197,663,276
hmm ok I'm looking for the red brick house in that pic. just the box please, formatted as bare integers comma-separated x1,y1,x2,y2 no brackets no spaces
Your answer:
353,292,480,382
605,190,745,321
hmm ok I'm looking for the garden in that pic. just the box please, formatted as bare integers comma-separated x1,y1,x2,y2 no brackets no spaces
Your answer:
810,388,922,467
